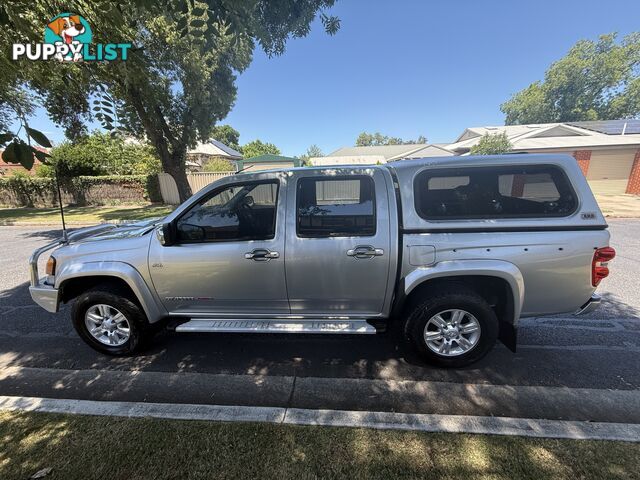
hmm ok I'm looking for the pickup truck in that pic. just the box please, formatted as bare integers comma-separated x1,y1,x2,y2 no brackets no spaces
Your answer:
29,153,615,367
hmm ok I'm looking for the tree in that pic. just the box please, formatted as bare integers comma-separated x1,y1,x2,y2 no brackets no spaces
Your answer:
37,132,161,177
501,33,640,124
210,124,240,151
241,139,280,158
469,133,512,155
355,131,427,146
299,144,323,165
0,1,340,201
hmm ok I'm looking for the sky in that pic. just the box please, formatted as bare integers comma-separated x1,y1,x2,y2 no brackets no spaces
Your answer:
25,0,640,157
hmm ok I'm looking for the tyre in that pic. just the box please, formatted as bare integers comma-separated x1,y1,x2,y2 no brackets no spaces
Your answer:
404,287,499,368
71,285,150,356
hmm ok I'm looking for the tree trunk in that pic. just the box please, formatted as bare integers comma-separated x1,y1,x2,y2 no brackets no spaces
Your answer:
168,162,192,203
124,86,193,203
157,149,191,203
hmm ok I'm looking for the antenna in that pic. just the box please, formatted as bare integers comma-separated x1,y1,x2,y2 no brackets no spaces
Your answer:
54,164,68,243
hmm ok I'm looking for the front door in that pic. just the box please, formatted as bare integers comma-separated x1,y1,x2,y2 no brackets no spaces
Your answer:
149,177,289,315
285,170,391,316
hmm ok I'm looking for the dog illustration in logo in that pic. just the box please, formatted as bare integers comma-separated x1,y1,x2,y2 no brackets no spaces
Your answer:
47,15,86,61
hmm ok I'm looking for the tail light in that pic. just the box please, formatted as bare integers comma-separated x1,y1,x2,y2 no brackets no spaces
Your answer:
592,247,615,287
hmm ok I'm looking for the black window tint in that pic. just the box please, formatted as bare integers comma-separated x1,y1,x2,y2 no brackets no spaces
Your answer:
297,177,376,237
415,165,577,219
177,181,278,242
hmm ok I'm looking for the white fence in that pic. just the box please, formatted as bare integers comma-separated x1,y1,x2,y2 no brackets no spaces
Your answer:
158,171,235,205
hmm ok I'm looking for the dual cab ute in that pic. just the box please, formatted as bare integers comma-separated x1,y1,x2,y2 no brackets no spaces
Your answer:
29,154,614,367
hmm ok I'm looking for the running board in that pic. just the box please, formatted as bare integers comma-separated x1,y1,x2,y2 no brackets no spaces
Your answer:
174,319,376,334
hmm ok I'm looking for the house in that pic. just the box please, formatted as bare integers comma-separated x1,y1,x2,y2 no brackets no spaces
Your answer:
0,150,44,176
236,154,302,172
185,139,243,172
310,143,453,166
448,120,640,195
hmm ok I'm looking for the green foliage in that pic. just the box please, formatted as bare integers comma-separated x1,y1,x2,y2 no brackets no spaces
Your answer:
502,33,640,124
469,133,513,155
0,174,161,207
304,144,323,158
203,157,235,172
356,132,428,146
0,0,340,201
211,125,241,151
241,139,280,158
38,132,161,178
0,171,54,207
299,144,323,165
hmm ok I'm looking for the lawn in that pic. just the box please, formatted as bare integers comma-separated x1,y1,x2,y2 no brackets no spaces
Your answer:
0,411,638,480
0,204,173,225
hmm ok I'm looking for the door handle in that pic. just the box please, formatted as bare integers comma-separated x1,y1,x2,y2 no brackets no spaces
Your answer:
346,245,384,259
245,249,279,261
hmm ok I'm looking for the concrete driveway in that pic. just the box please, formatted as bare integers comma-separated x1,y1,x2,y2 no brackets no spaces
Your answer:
0,220,639,423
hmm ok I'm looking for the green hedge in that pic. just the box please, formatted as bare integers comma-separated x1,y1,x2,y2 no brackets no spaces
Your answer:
0,174,163,207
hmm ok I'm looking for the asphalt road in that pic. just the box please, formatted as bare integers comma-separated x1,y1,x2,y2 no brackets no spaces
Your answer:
1,220,639,423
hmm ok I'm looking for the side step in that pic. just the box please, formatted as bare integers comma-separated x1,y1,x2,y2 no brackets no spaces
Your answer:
174,319,376,334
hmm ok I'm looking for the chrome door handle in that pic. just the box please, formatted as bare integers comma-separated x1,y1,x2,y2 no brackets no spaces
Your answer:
245,249,279,261
346,246,384,259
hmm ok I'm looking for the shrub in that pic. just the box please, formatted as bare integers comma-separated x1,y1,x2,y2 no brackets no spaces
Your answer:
41,132,162,178
203,157,235,172
0,174,163,207
469,133,513,155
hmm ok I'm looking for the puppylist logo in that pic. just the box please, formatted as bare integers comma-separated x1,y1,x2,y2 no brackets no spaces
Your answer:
12,13,131,62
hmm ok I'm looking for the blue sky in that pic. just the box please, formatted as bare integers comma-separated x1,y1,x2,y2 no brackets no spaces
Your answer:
27,0,640,156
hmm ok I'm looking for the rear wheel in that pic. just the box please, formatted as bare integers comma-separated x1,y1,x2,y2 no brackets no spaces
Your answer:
404,288,499,367
71,286,150,355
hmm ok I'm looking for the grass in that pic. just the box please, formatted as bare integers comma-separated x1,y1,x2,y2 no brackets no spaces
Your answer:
0,204,173,225
0,411,638,480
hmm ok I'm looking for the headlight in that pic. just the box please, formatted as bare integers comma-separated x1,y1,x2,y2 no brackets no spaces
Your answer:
45,256,56,276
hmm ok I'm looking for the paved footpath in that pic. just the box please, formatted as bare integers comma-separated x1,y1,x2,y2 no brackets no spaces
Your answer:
0,221,639,437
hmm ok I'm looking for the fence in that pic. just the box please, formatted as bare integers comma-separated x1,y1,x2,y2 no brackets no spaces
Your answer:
0,175,161,208
158,171,235,204
157,172,367,206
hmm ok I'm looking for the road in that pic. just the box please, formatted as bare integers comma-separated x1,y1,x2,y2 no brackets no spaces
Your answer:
1,220,639,423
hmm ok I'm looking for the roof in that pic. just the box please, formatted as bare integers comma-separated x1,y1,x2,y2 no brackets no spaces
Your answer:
318,143,453,164
328,143,429,159
447,121,640,154
188,139,242,158
567,119,640,135
243,154,300,163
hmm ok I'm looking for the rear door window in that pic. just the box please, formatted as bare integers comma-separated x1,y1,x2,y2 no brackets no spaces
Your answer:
296,176,376,237
414,165,578,219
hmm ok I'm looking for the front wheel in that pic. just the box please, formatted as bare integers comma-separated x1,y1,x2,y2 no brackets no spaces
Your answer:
71,286,150,356
404,288,499,368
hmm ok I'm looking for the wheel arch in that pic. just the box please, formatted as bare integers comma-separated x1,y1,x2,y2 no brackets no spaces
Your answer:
56,262,166,324
401,260,524,351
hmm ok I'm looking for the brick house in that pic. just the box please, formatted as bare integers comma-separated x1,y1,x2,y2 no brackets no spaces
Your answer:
0,151,44,176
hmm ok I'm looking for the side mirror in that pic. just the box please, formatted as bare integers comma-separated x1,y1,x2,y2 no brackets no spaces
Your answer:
156,222,176,246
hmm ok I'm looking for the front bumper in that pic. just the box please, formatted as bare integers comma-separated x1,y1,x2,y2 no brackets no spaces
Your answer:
29,282,59,313
574,294,601,315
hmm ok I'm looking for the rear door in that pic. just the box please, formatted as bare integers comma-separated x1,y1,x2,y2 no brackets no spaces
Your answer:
285,169,391,316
